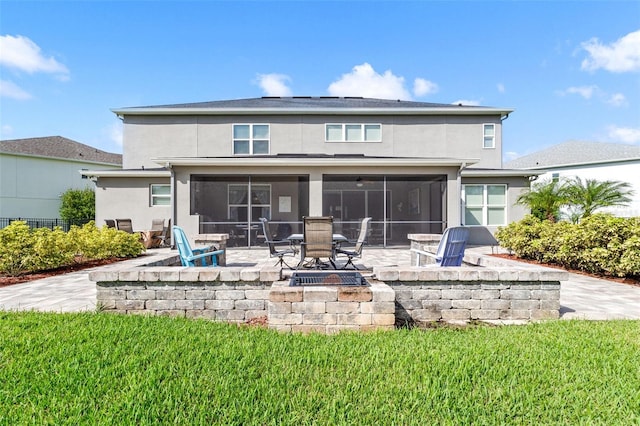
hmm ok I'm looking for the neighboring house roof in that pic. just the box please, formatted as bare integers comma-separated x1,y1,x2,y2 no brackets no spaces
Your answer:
462,167,540,178
505,141,640,170
0,136,122,166
112,96,513,117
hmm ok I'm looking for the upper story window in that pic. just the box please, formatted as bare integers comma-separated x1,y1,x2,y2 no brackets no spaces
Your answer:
233,124,270,155
150,184,171,206
325,124,381,142
483,124,495,149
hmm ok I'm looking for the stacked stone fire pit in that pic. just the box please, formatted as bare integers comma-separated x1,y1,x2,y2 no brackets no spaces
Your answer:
268,271,396,333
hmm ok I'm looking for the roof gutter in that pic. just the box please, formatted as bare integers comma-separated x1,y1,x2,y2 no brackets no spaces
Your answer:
80,169,171,178
111,107,514,117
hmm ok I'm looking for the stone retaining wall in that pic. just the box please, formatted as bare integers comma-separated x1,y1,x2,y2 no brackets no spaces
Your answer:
374,266,564,322
92,266,279,321
90,256,567,331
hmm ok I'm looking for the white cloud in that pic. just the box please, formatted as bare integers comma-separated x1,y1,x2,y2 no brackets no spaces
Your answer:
0,79,32,100
581,29,640,73
503,151,520,162
0,34,69,78
255,73,292,97
105,121,123,147
563,85,599,99
452,99,481,106
607,93,627,107
608,125,640,144
497,83,505,93
413,78,438,97
328,63,412,100
558,85,627,107
1,124,13,137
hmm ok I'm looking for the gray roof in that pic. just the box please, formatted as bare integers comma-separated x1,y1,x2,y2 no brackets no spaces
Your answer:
505,141,640,169
0,136,122,165
132,97,465,109
113,96,512,116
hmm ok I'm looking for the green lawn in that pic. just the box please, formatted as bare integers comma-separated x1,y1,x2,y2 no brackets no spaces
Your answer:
1,312,639,425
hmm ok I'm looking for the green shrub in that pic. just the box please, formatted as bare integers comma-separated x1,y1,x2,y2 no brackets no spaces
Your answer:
620,236,640,277
531,220,573,265
67,221,144,259
494,215,547,259
27,227,75,271
59,187,95,221
0,221,35,275
496,214,640,279
0,221,144,275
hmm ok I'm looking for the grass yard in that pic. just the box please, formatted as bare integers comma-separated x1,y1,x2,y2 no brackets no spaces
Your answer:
1,312,639,425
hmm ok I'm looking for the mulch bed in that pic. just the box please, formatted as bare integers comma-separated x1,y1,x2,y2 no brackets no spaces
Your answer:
491,253,640,287
0,258,127,288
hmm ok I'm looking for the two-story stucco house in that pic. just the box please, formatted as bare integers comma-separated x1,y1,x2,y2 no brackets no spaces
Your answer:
1,136,122,221
84,97,535,247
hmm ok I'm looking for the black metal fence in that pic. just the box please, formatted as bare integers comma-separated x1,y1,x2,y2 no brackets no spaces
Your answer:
0,218,91,232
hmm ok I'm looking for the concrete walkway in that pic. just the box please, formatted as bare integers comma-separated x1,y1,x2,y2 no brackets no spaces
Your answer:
1,248,639,319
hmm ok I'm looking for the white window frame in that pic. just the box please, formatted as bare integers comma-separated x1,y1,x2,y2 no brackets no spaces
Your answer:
325,123,382,142
462,184,507,226
150,184,171,206
483,123,496,149
232,124,270,155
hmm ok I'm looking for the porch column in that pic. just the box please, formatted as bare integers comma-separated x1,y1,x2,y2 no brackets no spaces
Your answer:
447,170,462,227
308,171,323,216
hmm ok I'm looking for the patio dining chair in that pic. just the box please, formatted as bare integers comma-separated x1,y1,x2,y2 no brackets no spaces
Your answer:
300,216,336,269
155,218,171,248
335,217,371,270
141,219,165,248
412,226,470,267
115,218,134,233
259,218,299,269
173,226,224,267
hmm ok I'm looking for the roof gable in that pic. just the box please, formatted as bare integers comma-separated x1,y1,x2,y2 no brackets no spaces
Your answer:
0,136,122,165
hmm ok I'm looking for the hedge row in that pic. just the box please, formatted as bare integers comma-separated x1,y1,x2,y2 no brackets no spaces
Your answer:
0,221,145,276
495,214,640,279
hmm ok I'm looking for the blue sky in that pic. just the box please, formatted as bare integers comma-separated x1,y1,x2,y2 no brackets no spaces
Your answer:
1,0,639,162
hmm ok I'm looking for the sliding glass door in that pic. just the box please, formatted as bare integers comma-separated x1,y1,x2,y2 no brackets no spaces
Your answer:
191,175,309,247
323,175,446,246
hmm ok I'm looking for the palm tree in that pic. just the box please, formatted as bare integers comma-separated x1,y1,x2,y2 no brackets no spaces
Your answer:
563,177,634,221
516,179,567,222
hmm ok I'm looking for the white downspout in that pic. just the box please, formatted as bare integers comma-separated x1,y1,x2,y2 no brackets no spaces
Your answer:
167,162,175,248
457,162,468,227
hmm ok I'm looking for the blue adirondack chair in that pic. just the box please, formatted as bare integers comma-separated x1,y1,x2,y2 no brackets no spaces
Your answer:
413,226,470,267
173,226,224,267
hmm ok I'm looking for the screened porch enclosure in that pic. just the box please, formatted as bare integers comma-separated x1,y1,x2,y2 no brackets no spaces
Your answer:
191,175,309,247
322,175,446,246
190,174,446,248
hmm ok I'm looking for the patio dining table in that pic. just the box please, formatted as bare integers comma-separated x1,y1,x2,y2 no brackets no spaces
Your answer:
286,233,348,268
140,229,163,249
286,233,348,245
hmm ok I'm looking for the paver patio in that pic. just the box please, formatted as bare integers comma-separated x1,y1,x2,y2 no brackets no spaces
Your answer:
1,247,639,319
